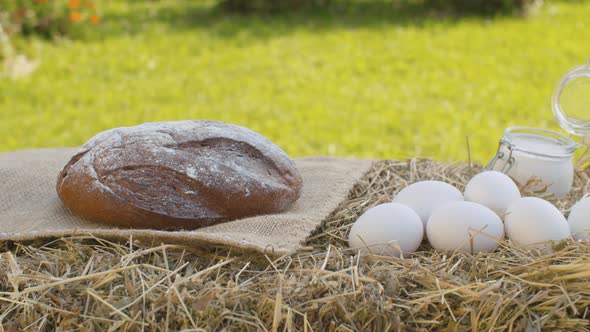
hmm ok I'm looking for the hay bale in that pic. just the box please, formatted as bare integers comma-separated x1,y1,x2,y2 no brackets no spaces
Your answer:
1,159,590,331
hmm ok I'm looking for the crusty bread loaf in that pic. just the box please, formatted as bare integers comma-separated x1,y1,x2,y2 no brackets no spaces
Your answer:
56,121,303,230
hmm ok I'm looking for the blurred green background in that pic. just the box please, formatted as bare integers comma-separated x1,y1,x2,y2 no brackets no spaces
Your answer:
0,0,588,163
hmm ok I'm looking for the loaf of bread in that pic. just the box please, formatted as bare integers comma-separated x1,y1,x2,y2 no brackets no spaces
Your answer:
56,121,303,230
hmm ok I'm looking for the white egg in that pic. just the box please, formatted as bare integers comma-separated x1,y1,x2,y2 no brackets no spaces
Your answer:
348,203,423,257
426,201,504,254
505,197,570,247
568,197,590,241
464,171,521,218
393,181,463,228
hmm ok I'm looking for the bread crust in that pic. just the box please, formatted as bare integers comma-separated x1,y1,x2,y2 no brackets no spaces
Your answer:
56,121,303,230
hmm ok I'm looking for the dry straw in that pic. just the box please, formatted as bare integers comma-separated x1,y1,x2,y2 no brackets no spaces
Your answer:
1,158,590,331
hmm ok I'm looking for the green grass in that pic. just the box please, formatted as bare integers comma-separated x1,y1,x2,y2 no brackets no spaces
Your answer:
1,0,589,163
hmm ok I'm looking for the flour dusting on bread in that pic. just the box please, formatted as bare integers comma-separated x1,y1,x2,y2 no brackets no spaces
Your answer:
56,120,303,230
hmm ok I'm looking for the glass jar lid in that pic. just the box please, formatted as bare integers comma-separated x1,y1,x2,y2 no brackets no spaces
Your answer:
552,59,590,136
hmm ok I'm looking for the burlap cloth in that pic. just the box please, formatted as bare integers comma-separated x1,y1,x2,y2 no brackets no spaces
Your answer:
0,148,372,255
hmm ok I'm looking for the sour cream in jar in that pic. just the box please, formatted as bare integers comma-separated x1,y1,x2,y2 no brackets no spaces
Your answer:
488,127,576,198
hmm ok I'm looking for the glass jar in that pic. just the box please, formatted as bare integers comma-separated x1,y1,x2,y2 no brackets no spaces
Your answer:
487,59,590,198
487,127,577,197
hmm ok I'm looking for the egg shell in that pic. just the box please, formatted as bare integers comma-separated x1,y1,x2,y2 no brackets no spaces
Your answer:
568,197,590,241
464,171,521,218
393,180,463,228
348,203,423,257
426,201,504,254
505,197,570,247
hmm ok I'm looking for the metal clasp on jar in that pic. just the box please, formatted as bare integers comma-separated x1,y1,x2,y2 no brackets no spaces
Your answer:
486,139,515,173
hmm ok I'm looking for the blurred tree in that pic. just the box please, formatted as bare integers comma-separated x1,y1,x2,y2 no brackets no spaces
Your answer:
219,0,542,14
